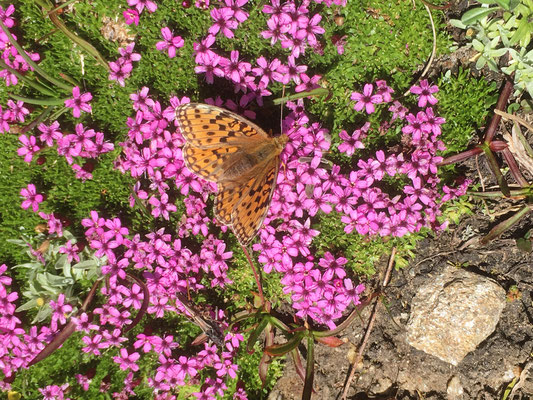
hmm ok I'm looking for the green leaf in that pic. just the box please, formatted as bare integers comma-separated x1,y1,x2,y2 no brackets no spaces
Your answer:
246,316,270,353
449,19,467,29
72,260,97,269
15,299,41,312
14,262,40,269
461,7,498,25
510,18,532,47
265,331,306,357
494,0,512,10
516,237,532,252
54,254,68,270
7,93,67,106
472,38,485,52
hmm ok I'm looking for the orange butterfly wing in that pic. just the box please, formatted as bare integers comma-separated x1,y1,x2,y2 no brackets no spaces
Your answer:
175,103,287,245
230,161,279,245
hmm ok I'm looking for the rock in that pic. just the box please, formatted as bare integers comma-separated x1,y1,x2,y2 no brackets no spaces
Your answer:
406,265,506,366
446,376,464,400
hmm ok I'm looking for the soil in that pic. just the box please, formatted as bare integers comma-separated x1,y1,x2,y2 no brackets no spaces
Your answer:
270,4,533,398
272,212,533,400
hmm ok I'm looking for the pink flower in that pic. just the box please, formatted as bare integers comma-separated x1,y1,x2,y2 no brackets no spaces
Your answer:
209,7,238,38
17,134,40,163
331,34,347,55
64,86,92,118
0,5,15,28
38,121,62,146
410,79,439,107
127,0,157,14
351,84,383,114
6,100,30,122
113,348,140,371
50,293,73,327
20,183,44,212
109,60,133,87
224,0,249,23
294,73,321,93
261,14,291,45
338,128,365,156
156,27,185,58
123,8,140,25
375,80,394,103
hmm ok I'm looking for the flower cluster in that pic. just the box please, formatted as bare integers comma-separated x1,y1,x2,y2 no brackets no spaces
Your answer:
13,85,114,180
0,5,40,89
114,73,468,333
109,43,142,86
194,0,331,103
82,212,241,395
0,264,59,386
261,1,325,58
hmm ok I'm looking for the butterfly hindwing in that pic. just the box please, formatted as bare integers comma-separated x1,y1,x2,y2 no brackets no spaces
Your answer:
214,182,241,226
232,159,279,245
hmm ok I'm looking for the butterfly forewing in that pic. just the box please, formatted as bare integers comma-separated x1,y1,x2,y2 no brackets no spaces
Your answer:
177,103,267,148
183,145,240,181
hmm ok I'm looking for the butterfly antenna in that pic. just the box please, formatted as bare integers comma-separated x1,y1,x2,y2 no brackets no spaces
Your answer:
279,84,286,134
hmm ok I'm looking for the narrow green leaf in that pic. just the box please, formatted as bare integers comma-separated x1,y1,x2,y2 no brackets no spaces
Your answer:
461,7,498,25
15,299,41,312
0,60,57,96
246,317,270,353
72,260,97,270
449,19,467,29
510,18,531,47
493,0,511,10
264,331,305,357
46,7,110,71
508,0,521,10
481,205,532,244
481,142,511,196
8,93,67,106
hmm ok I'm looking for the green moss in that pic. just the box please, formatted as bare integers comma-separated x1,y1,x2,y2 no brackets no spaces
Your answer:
0,0,492,397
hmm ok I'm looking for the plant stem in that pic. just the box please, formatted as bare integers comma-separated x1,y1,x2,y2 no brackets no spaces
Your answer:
484,79,513,143
49,106,70,121
46,0,80,16
241,244,265,305
21,106,54,134
302,335,314,400
480,141,511,197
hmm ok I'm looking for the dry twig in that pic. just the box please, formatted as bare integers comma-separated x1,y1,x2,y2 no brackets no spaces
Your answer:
340,248,397,400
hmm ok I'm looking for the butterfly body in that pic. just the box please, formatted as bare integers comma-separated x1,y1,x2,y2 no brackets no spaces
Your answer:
176,103,288,245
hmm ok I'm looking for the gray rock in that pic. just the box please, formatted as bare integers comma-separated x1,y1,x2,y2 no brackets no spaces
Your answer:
406,266,506,366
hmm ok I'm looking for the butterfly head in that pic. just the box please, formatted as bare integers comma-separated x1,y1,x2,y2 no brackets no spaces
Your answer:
274,134,289,153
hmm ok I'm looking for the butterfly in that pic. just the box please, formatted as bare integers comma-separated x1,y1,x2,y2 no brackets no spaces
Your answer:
175,103,289,246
